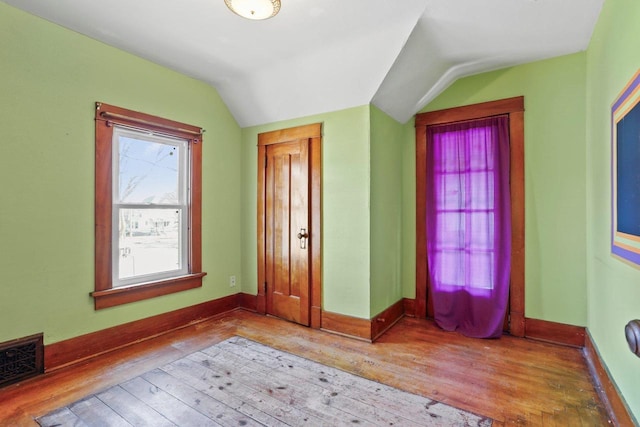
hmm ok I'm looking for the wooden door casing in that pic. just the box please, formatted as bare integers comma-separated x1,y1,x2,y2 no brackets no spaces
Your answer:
257,123,322,328
415,97,525,337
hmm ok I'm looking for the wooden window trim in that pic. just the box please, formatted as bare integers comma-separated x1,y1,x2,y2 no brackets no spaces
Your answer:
93,102,205,310
415,96,525,336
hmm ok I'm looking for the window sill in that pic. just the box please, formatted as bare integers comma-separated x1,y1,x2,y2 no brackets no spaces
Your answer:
92,272,207,310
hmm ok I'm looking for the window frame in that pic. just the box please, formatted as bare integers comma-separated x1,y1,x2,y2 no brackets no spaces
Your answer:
93,102,206,310
111,127,189,287
415,96,525,336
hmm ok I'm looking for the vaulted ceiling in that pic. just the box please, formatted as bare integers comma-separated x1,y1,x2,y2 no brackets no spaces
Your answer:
4,0,604,127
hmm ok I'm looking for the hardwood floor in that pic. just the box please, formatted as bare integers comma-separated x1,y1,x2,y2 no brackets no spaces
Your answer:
0,310,610,426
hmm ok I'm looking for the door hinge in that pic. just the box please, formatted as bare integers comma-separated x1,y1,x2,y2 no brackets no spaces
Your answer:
263,282,267,293
264,155,268,168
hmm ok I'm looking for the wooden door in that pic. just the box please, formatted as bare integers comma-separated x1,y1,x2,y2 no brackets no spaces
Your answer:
257,123,322,328
265,140,310,325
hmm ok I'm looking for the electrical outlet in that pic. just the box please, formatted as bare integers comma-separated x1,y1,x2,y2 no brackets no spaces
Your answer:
229,275,236,287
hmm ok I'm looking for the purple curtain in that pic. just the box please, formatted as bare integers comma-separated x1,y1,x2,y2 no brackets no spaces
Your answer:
426,116,511,338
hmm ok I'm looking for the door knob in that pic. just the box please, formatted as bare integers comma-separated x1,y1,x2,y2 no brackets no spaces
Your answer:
297,228,309,249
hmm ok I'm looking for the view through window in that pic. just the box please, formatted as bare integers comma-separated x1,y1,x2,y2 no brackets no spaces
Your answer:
113,128,189,286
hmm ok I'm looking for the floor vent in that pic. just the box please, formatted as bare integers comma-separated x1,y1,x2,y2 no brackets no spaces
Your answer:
0,333,44,388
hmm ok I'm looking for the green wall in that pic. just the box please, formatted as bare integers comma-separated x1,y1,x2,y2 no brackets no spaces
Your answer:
405,53,588,327
240,104,407,320
586,0,640,418
0,3,243,345
401,116,417,302
240,106,372,319
370,105,405,316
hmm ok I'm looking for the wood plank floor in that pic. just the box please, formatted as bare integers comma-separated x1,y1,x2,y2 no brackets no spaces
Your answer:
0,310,610,426
37,336,493,426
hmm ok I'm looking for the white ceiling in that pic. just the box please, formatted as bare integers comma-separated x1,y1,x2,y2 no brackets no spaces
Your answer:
3,0,604,126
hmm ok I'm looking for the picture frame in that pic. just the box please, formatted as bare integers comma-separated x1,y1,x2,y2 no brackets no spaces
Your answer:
611,69,640,265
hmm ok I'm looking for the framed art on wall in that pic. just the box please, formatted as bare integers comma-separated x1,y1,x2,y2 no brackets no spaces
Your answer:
612,69,640,265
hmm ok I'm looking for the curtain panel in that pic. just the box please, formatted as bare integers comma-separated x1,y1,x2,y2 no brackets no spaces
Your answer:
425,115,511,338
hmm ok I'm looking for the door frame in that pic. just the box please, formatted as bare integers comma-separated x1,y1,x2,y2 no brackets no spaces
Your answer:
257,123,322,328
414,97,525,337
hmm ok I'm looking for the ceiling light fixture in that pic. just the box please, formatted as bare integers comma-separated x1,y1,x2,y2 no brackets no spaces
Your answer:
224,0,281,20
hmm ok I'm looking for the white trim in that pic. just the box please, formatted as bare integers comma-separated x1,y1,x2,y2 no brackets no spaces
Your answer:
111,126,189,288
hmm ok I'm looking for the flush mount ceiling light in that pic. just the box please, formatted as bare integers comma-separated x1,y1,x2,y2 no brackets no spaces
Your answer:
224,0,281,20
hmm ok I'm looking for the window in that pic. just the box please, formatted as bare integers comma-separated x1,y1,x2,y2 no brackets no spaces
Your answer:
415,96,525,336
427,118,506,292
112,127,188,286
93,102,206,309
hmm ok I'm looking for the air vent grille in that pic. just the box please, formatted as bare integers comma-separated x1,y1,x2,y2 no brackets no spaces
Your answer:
0,333,44,388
